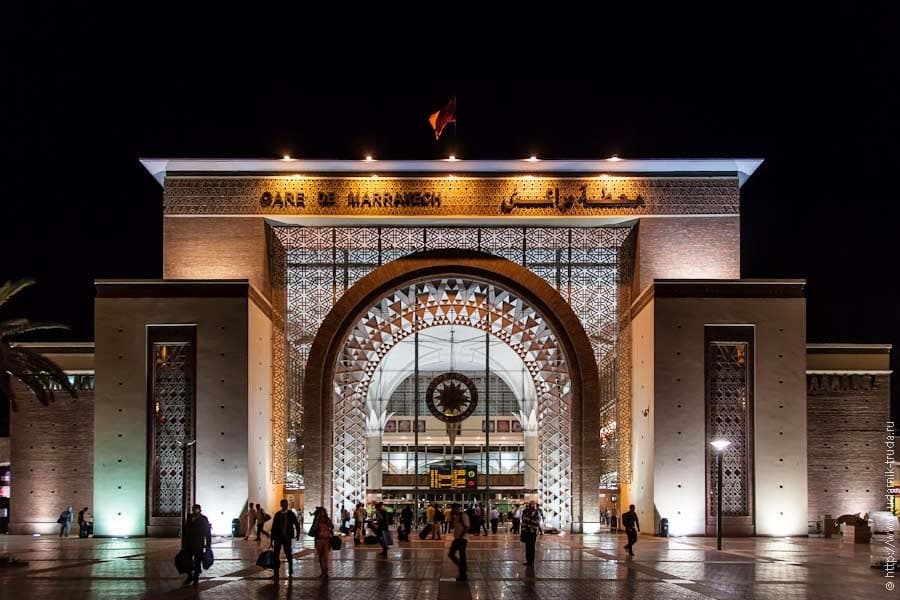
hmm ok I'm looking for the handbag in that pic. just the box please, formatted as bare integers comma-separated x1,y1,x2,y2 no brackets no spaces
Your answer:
256,549,278,570
329,534,342,551
201,547,214,570
174,549,193,574
382,529,394,546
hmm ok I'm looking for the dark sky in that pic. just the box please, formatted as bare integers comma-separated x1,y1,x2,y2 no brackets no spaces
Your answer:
2,6,898,419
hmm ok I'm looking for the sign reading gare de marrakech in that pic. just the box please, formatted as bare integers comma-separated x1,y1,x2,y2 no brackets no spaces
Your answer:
163,174,740,217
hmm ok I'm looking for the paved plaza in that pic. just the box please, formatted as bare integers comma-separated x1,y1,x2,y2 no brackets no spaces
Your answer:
0,529,890,599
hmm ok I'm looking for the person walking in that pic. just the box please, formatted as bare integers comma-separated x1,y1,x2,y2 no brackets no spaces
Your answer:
443,505,452,534
77,507,90,538
448,504,470,581
479,504,489,535
431,504,442,540
425,503,436,539
181,504,211,586
271,499,301,581
255,504,270,545
520,501,540,566
490,506,500,534
57,505,73,538
340,505,350,533
373,502,389,557
399,505,413,541
246,502,257,540
622,504,640,556
310,507,334,580
354,503,367,544
512,505,522,534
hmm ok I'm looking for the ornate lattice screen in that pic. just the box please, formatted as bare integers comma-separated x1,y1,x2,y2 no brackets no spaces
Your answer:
706,333,753,518
147,327,195,520
268,226,628,500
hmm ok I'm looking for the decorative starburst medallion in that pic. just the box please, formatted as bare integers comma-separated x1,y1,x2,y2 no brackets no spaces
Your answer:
426,372,478,423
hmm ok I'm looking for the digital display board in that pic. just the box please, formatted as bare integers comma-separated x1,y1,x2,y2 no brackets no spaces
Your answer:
429,465,477,489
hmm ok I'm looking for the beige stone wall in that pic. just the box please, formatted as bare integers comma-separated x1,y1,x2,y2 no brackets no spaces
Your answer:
634,217,740,295
163,217,271,297
649,292,807,536
9,381,93,534
248,299,276,517
94,289,250,536
629,299,655,533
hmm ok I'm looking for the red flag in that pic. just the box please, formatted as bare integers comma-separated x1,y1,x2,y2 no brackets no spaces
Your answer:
428,97,456,140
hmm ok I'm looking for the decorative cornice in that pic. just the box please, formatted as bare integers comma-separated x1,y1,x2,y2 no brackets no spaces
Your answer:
807,344,892,354
9,342,94,354
141,157,764,187
631,279,806,319
96,279,251,299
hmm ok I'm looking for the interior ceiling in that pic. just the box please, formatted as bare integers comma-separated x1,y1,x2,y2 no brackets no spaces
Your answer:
367,324,537,409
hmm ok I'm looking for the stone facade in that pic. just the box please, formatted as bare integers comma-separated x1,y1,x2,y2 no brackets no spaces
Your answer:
806,348,891,523
7,345,94,535
93,281,268,537
630,281,809,537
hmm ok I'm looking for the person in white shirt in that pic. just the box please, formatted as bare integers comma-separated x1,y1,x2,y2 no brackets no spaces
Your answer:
489,507,500,534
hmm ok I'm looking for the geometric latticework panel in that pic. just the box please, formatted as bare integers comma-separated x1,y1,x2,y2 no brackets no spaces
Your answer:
706,342,751,517
269,225,629,500
149,340,194,518
338,277,571,528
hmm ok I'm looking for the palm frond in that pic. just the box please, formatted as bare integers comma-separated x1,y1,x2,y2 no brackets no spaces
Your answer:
2,348,77,407
15,369,55,406
14,347,78,398
0,319,70,340
0,279,36,310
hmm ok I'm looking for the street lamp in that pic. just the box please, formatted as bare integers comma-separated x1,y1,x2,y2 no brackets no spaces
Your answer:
710,439,731,551
181,439,197,537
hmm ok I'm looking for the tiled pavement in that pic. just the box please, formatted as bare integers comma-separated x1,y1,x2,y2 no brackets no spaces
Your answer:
0,529,891,599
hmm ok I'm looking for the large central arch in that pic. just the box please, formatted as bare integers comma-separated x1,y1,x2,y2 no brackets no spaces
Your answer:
303,249,601,531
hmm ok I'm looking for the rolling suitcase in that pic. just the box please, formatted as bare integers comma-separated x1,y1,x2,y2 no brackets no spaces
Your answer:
419,524,432,540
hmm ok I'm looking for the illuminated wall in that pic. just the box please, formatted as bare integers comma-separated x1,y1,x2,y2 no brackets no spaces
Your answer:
94,281,258,537
635,280,808,536
9,365,94,535
629,298,656,533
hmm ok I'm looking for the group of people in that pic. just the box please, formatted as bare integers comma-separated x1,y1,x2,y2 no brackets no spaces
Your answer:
242,500,338,581
56,505,93,539
176,499,642,586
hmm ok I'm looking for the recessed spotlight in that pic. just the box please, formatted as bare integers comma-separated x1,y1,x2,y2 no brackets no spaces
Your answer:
526,156,539,162
607,155,621,161
448,154,458,161
365,155,374,162
282,155,291,161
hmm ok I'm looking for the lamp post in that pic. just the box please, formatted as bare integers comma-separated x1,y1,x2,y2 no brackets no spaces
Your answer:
709,439,731,551
181,439,197,537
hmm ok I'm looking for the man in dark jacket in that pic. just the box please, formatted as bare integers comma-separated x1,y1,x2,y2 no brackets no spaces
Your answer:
399,505,413,541
373,502,389,557
622,504,640,556
271,499,301,580
182,504,212,586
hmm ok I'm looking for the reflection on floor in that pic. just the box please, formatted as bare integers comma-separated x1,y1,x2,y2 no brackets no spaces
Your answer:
0,528,889,599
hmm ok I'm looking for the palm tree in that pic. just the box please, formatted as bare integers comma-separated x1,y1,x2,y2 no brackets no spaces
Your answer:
0,279,77,409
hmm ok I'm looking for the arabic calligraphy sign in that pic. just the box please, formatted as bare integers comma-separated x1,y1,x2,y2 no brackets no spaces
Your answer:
163,176,740,216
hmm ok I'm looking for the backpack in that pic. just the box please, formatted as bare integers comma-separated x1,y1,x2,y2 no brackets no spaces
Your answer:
262,512,271,522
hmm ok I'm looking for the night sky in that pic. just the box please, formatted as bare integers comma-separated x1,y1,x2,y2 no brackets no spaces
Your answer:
2,7,898,423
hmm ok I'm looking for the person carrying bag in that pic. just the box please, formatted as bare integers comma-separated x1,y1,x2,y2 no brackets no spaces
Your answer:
270,499,301,581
